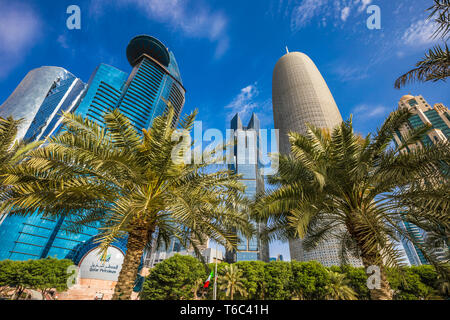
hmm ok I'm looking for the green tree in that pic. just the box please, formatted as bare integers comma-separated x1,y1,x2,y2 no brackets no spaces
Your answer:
330,265,370,300
263,262,292,300
140,254,205,300
290,261,329,300
234,261,266,299
0,258,73,300
28,258,74,296
0,260,28,299
0,116,41,217
218,264,248,300
387,267,432,300
325,270,358,300
395,1,450,88
2,106,252,300
254,110,450,300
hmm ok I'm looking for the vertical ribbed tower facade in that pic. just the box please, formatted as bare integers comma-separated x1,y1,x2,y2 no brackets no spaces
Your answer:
272,52,342,154
272,51,361,267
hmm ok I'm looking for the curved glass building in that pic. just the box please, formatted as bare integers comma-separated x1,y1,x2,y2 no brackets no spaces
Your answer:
76,35,185,130
0,35,186,262
272,51,362,267
0,67,85,141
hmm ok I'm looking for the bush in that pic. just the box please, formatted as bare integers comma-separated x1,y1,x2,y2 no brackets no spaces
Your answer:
140,254,206,300
263,261,293,300
234,261,266,300
0,258,74,299
291,261,330,300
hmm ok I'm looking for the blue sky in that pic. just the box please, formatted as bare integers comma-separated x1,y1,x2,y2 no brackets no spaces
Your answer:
1,0,449,260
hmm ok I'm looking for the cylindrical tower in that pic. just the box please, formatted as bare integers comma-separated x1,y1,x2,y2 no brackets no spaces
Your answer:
272,51,361,267
272,51,342,154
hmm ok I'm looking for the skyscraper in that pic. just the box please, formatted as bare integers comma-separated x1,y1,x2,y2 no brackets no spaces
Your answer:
393,95,449,149
226,113,269,263
0,67,86,261
0,67,86,141
393,95,450,266
75,35,185,130
272,51,342,154
0,35,186,262
272,51,361,267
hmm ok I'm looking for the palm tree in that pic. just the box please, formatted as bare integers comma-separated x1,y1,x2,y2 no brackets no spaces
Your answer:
436,273,450,297
253,109,450,300
325,270,358,300
218,265,248,300
0,116,41,222
395,1,450,88
192,278,205,300
1,106,253,300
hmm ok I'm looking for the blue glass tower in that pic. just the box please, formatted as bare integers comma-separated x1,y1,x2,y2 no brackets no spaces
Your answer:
393,95,450,265
76,35,185,130
226,113,269,262
0,35,186,262
23,73,86,141
0,68,86,261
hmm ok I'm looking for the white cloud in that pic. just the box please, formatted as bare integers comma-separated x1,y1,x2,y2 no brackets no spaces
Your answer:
225,84,259,120
333,65,369,82
57,35,69,49
0,2,41,77
290,0,328,30
90,0,229,58
341,7,351,22
356,0,372,13
352,104,389,118
402,18,439,47
289,0,372,31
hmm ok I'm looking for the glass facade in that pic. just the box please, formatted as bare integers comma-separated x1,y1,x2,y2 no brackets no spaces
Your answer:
0,35,186,262
0,67,87,261
0,66,82,141
226,113,269,262
394,95,450,266
23,73,86,141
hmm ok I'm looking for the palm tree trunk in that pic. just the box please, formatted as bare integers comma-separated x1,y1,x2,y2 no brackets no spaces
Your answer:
112,224,151,300
360,253,392,300
347,222,393,300
230,286,234,300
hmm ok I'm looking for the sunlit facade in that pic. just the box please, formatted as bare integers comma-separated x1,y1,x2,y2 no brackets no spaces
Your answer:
0,35,186,262
393,95,450,266
0,66,85,141
225,113,269,263
272,51,362,267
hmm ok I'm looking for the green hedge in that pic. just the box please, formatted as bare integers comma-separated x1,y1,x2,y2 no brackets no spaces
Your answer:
140,255,448,300
0,257,74,299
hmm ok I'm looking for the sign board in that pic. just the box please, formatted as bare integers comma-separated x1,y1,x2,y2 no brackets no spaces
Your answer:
78,246,125,281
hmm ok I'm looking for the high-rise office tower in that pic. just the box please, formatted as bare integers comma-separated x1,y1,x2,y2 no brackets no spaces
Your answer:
0,67,86,141
393,95,449,148
272,51,342,154
225,113,270,263
76,35,185,130
0,35,186,262
272,50,362,267
0,67,86,261
398,220,429,266
393,95,450,266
